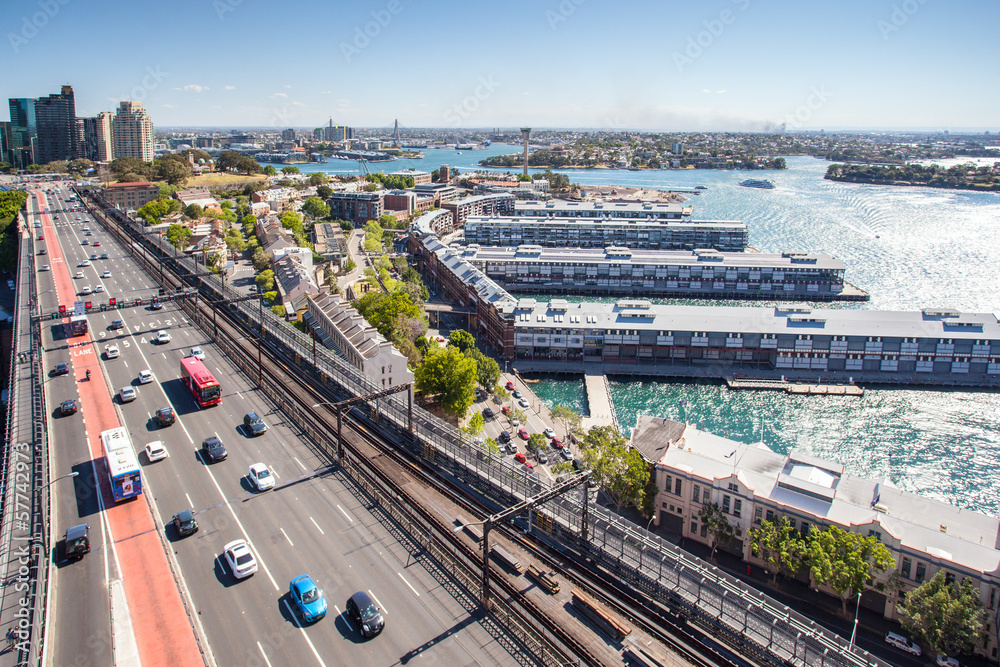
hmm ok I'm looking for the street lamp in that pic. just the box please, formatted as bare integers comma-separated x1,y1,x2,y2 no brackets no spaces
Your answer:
849,590,863,646
36,471,80,555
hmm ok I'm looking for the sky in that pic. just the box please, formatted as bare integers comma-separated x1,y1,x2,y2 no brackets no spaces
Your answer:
3,0,998,132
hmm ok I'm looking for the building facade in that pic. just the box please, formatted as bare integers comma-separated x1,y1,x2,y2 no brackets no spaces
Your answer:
328,191,384,224
7,98,36,168
388,168,432,185
313,222,348,264
33,85,77,164
103,181,159,210
441,193,515,228
82,112,113,162
111,101,154,161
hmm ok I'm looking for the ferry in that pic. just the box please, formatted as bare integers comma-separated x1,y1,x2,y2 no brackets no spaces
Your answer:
739,179,775,189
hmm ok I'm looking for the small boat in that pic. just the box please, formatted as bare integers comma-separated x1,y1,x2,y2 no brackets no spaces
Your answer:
695,185,707,189
739,179,775,189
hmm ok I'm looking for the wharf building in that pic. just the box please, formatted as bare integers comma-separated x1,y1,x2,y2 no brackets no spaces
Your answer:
460,245,868,302
632,416,1000,661
408,209,1000,386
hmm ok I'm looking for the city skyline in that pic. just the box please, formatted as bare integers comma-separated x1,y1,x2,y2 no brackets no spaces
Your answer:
3,0,999,131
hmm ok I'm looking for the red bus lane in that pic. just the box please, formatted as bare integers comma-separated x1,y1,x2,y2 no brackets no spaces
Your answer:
37,191,204,667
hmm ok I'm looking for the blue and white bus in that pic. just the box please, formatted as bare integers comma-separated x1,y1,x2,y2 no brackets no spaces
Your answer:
100,427,142,502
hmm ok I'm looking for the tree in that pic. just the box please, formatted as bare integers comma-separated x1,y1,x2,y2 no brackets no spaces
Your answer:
414,346,477,418
807,526,895,615
281,166,300,175
263,290,278,303
68,158,93,174
580,425,649,513
255,270,275,293
301,196,330,219
317,185,333,199
263,165,276,176
698,503,735,561
448,330,476,354
465,412,484,437
898,571,987,656
184,203,203,219
527,433,547,454
510,408,526,425
308,172,327,186
550,405,582,440
343,258,357,272
225,228,246,252
750,517,807,584
165,224,192,249
251,248,272,272
137,198,172,225
157,156,192,185
353,291,424,341
474,353,500,390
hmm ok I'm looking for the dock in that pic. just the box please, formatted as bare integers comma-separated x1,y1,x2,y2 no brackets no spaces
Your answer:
724,376,863,396
581,371,620,431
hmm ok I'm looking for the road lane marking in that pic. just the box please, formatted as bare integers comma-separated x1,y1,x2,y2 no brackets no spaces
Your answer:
280,600,327,667
280,528,294,547
335,606,352,632
397,572,420,597
185,493,193,508
294,457,306,471
256,643,273,667
309,517,325,535
368,590,387,615
336,505,353,523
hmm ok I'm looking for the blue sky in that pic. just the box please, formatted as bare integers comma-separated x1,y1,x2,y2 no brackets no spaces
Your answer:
4,0,998,131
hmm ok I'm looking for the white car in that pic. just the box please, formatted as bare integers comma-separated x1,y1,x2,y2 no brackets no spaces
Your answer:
95,285,104,293
248,462,275,491
189,346,205,360
518,397,530,409
144,441,168,462
105,344,120,359
137,369,154,384
102,270,111,278
119,386,137,402
884,632,921,655
154,330,171,344
543,427,556,439
81,285,92,295
74,271,84,279
80,259,91,267
936,656,960,667
40,264,50,271
223,539,258,579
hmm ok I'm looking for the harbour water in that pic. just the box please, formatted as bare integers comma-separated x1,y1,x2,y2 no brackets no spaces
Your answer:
301,148,1000,514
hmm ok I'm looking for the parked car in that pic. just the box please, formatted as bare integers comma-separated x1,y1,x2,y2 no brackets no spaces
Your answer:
501,405,511,416
935,656,959,667
561,448,574,462
537,450,548,464
172,509,199,537
346,590,384,638
514,452,526,464
518,428,529,440
144,441,168,462
543,427,556,439
884,632,921,655
572,458,584,472
248,462,275,491
223,539,258,579
518,397,530,409
512,389,522,399
498,431,511,443
155,406,175,427
551,436,563,448
505,381,515,391
289,574,327,623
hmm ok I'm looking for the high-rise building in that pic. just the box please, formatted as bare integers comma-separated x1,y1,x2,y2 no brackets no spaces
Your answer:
111,101,154,162
82,111,113,162
34,85,78,164
322,118,353,142
313,128,323,141
7,98,36,169
281,128,295,141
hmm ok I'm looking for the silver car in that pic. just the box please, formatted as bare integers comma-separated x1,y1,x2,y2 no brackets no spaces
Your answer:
119,386,137,403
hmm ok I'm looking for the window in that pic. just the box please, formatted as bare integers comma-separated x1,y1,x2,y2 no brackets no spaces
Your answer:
765,509,775,523
664,475,672,493
690,521,697,534
754,507,762,525
700,524,708,538
674,478,682,496
800,522,810,536
727,482,739,492
692,484,701,502
945,572,956,585
915,562,926,582
787,518,796,529
703,488,710,504
868,529,882,540
901,558,911,579
733,499,742,518
990,587,996,611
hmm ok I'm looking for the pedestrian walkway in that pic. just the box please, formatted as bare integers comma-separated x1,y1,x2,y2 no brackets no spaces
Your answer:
580,371,619,432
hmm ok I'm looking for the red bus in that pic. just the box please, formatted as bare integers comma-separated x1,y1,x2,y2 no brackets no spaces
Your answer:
179,356,221,407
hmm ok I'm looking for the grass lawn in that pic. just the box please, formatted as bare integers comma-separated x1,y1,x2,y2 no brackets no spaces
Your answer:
186,172,267,187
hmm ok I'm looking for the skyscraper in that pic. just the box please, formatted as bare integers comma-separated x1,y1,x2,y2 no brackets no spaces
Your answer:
82,111,113,162
111,101,154,161
34,85,78,164
7,98,36,169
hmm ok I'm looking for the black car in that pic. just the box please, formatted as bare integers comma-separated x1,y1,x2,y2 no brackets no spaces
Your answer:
60,399,77,415
172,509,199,537
243,412,268,436
150,302,163,311
38,247,46,255
482,407,495,419
52,363,69,376
498,430,511,443
572,458,584,472
201,436,228,462
346,590,384,638
155,407,175,427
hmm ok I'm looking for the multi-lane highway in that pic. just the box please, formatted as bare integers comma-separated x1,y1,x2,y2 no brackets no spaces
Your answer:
32,184,524,666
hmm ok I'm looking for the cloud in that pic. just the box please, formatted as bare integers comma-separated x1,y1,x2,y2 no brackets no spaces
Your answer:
320,90,332,94
702,89,712,93
209,105,221,109
223,85,236,91
162,104,176,109
270,92,288,98
173,84,209,92
716,89,726,94
284,84,292,89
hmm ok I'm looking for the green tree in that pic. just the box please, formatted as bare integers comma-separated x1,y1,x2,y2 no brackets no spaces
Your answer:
510,408,526,425
281,166,300,175
898,571,987,656
448,330,476,354
255,269,275,293
465,412,484,437
317,185,333,199
527,433,547,454
137,198,172,225
698,503,736,561
165,224,192,249
807,526,895,615
750,517,808,584
68,158,93,174
184,203,203,219
353,291,424,341
270,305,286,318
301,196,330,219
251,248,272,272
580,425,649,513
157,156,192,185
225,228,246,252
263,165,276,176
550,405,582,440
263,290,278,303
414,346,477,418
343,258,357,272
474,353,500,390
308,172,328,186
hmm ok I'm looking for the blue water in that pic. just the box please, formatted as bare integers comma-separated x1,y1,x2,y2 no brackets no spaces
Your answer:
518,156,1000,515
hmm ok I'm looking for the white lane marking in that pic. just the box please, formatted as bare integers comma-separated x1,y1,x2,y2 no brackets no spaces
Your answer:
185,493,193,508
237,391,244,400
280,600,328,667
256,642,273,667
309,517,325,535
280,528,294,547
294,457,306,471
335,606,353,632
397,572,420,597
270,467,279,479
122,360,128,368
336,505,353,523
368,590,387,615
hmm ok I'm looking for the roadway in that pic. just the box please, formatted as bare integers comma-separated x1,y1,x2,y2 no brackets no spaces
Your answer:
34,184,523,666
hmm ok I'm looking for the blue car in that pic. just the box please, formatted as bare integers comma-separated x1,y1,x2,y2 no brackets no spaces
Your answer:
289,574,327,623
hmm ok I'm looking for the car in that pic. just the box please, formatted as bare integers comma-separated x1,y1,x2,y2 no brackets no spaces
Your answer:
482,407,494,419
40,264,50,271
511,419,520,429
223,539,258,579
60,399,77,416
935,656,959,667
137,369,154,384
93,241,100,247
84,230,92,236
289,574,327,623
505,381,515,391
81,239,89,245
80,259,91,267
551,436,563,448
172,509,199,537
102,270,111,277
80,285,92,295
537,450,548,464
501,405,511,416
201,436,228,462
144,441,168,462
53,363,69,376
572,458,584,472
518,397,530,409
89,253,98,261
498,431,511,443
153,330,171,344
81,225,89,231
95,285,104,293
110,318,123,329
248,462,275,491
524,459,534,470
155,406,175,427
505,442,517,455
543,427,556,439
74,271,83,279
119,386,136,402
36,234,44,240
150,302,164,311
243,412,268,436
346,590,384,638
518,428,529,440
104,344,120,359
884,632,921,655
38,247,46,255
514,452,526,464
561,448,574,462
189,346,205,360
100,253,108,259
512,389,522,399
